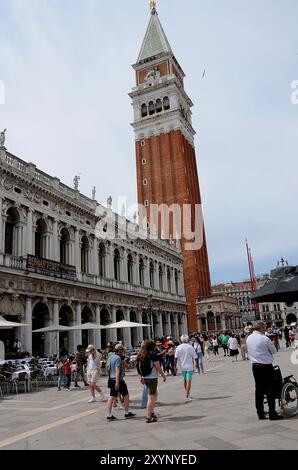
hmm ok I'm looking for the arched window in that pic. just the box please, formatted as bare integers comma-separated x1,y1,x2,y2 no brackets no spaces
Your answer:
127,253,133,284
156,99,162,113
148,101,155,116
159,265,163,291
4,207,19,255
141,103,148,118
35,219,47,258
139,257,144,287
81,236,89,273
98,243,106,277
114,248,121,281
163,96,170,111
149,261,154,288
167,267,171,292
60,228,70,265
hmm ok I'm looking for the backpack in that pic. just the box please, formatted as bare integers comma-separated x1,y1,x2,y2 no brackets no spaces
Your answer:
136,357,153,377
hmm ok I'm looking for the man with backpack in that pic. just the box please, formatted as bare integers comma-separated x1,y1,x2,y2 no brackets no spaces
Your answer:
106,343,136,421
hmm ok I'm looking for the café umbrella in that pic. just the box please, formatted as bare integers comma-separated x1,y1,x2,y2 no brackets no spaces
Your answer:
104,320,151,329
0,315,28,329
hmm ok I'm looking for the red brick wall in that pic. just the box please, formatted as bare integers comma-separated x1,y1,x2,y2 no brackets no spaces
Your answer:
137,61,169,85
136,130,211,331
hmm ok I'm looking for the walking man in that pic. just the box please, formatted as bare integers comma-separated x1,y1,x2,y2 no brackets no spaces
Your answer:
107,343,136,421
174,335,199,401
74,345,88,387
246,321,283,421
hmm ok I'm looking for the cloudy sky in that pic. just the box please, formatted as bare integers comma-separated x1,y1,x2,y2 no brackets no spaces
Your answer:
0,0,297,284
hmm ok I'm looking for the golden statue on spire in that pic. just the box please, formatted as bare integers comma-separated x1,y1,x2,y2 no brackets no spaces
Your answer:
150,1,156,11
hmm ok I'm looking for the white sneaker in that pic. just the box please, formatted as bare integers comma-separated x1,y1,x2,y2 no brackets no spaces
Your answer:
185,397,193,401
98,392,104,401
88,397,97,403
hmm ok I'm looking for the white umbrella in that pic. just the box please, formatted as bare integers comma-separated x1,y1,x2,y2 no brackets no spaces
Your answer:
69,322,104,331
32,325,73,333
0,315,28,329
104,320,151,329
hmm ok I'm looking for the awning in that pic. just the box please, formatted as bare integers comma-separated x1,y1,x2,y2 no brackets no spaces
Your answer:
0,297,24,316
252,266,298,302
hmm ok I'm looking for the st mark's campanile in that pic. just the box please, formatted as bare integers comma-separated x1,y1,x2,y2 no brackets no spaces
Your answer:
129,3,211,331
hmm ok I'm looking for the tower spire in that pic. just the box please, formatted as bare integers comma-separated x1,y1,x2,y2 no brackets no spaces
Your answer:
150,1,157,14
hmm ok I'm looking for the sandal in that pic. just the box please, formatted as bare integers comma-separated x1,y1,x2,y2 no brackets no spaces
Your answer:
146,416,157,423
151,412,157,419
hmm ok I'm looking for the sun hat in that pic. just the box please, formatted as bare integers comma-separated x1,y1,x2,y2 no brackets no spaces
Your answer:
86,344,96,353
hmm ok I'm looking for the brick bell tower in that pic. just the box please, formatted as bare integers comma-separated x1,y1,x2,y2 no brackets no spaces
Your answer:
129,2,211,331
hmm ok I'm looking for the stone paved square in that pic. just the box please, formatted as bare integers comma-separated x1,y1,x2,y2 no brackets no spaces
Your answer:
1,344,298,450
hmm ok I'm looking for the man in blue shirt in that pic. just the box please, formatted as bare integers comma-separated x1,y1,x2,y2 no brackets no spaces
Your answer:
107,343,136,421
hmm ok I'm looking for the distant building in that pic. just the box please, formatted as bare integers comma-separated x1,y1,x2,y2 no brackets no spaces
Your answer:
213,275,298,327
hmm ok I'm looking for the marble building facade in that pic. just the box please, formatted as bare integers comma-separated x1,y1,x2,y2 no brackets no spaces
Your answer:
0,147,187,355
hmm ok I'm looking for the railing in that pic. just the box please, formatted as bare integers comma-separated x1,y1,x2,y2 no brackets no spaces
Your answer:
0,254,27,271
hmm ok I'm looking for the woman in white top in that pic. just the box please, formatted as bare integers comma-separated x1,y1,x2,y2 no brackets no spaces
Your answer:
227,334,239,362
86,344,104,403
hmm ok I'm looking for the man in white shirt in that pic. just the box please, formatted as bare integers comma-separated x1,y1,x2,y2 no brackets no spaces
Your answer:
246,321,282,421
174,335,198,401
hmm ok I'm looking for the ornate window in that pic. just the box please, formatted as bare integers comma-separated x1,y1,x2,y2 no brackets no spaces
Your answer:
163,96,170,111
159,265,163,291
149,261,154,288
141,103,148,118
156,99,162,113
60,227,70,265
139,257,144,287
114,248,121,281
4,207,19,255
148,101,155,115
127,253,133,284
35,219,47,258
81,236,89,274
98,243,106,277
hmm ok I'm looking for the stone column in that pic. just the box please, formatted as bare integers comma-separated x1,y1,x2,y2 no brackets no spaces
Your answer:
134,256,140,285
123,307,132,348
121,251,128,283
75,303,82,348
52,300,59,354
52,219,59,261
0,197,2,255
221,315,226,331
153,262,159,291
106,245,114,280
178,271,183,296
74,229,81,272
137,310,144,344
143,258,150,287
1,214,6,255
170,268,175,295
183,314,188,334
95,305,101,349
93,240,99,276
26,209,33,255
156,311,163,338
214,315,218,332
174,314,179,340
107,306,117,342
24,297,32,354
